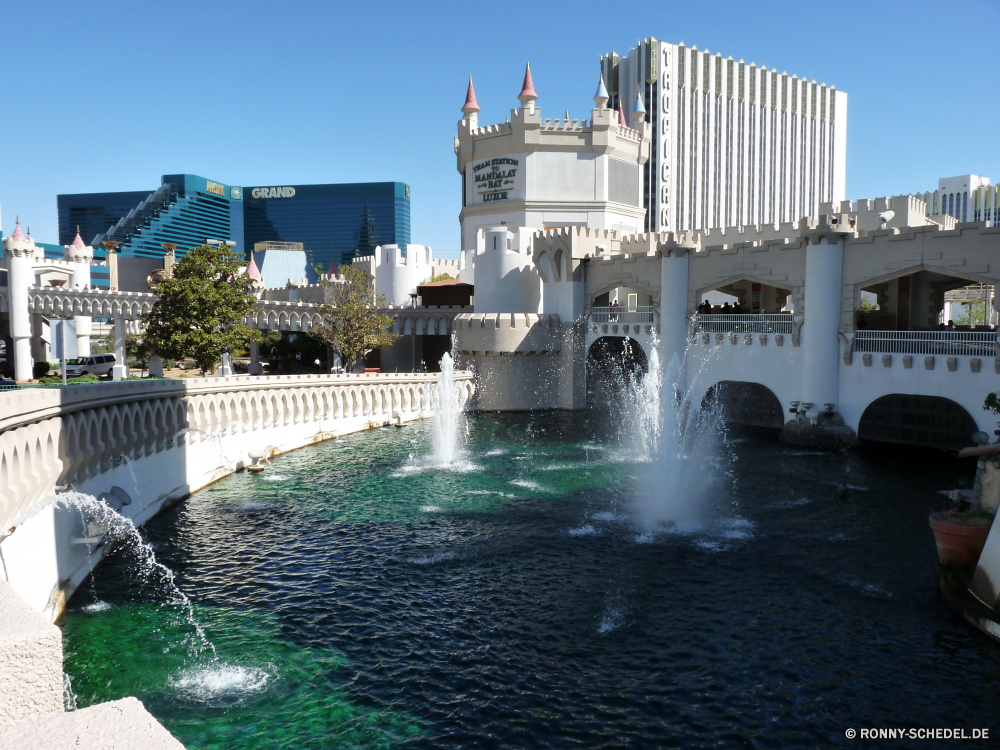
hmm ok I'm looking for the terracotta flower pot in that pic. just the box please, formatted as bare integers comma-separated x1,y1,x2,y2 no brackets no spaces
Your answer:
929,512,992,567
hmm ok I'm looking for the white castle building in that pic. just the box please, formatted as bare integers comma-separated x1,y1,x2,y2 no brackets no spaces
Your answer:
600,38,847,234
451,67,1000,451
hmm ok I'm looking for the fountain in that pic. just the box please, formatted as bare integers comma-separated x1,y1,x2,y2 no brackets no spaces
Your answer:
632,348,727,531
432,352,462,466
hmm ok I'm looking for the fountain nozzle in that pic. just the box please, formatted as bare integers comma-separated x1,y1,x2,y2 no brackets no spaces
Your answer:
70,521,108,547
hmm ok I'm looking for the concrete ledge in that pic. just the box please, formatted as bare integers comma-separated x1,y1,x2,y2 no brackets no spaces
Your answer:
0,580,62,729
0,697,184,749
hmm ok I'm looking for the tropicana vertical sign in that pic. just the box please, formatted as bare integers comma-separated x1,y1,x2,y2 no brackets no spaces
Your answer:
473,157,518,202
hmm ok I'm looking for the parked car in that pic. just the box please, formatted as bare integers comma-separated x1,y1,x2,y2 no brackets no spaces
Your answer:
65,354,117,378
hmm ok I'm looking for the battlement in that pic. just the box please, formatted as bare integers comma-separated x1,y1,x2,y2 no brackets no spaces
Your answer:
454,312,563,354
541,118,590,131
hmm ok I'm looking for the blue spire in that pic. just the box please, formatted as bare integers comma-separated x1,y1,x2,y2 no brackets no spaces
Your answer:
594,73,609,102
632,91,646,114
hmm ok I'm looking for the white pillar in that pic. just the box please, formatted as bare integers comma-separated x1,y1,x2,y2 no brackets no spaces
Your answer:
112,315,128,380
659,249,691,374
148,354,164,378
217,352,233,377
3,239,36,383
249,340,262,375
801,235,844,410
65,240,94,357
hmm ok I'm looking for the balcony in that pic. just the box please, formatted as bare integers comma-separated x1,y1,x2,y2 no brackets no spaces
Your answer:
694,314,794,334
853,330,997,356
589,306,657,324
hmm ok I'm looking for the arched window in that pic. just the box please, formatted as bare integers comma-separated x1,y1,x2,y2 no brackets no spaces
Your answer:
948,193,954,217
962,191,968,222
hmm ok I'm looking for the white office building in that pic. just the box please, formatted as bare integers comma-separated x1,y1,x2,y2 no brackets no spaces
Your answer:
600,39,847,233
913,174,996,223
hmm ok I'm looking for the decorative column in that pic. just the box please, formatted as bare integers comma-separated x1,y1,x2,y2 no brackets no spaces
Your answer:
112,315,128,380
781,219,857,447
658,241,694,386
2,219,37,382
65,227,94,357
801,234,844,411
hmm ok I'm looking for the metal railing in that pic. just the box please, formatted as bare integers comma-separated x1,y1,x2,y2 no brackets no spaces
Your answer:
590,306,656,324
695,313,794,334
853,330,997,356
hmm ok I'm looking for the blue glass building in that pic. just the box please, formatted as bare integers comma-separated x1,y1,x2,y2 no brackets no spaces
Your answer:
243,182,410,271
58,175,243,260
57,178,410,272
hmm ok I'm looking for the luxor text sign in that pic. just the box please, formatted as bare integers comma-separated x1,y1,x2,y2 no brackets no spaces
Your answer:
470,156,520,204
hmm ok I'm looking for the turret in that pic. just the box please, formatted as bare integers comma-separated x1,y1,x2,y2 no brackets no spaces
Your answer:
593,73,609,110
64,226,95,356
518,61,537,115
462,76,480,128
632,91,646,128
2,218,38,381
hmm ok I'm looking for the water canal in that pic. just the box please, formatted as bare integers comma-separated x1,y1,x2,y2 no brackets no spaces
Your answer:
61,410,1000,748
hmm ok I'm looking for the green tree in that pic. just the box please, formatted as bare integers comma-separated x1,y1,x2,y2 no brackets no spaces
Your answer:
308,265,398,371
956,299,987,326
423,272,454,283
858,296,879,312
142,244,260,375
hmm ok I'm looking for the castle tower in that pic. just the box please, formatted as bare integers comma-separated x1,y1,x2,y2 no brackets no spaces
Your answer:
374,243,433,307
64,226,94,357
2,218,37,381
517,62,537,115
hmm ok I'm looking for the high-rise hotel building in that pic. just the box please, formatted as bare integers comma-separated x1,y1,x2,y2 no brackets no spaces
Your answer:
601,39,847,233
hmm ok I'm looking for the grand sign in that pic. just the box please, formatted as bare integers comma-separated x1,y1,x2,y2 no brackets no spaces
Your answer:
473,157,518,203
251,187,297,199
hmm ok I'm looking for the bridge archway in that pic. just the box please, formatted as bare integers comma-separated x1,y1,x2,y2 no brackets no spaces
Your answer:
586,336,649,404
857,394,980,451
701,381,784,428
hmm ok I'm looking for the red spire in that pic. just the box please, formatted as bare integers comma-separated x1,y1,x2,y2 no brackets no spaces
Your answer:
10,217,25,241
518,61,537,102
327,258,339,276
618,102,627,127
246,255,261,279
462,76,480,114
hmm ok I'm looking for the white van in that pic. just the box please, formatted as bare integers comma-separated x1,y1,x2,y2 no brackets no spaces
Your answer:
65,354,117,378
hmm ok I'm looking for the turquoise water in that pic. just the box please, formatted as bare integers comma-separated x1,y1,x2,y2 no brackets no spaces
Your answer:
61,412,1000,748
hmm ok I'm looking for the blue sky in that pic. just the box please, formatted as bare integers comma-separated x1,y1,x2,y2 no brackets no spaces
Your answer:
2,0,997,257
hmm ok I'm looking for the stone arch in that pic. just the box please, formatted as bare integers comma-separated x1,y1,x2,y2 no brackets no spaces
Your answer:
858,394,980,451
701,381,784,428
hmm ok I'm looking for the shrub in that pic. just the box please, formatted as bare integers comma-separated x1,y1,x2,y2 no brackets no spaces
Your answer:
39,373,99,385
163,359,177,370
33,361,51,379
233,360,250,374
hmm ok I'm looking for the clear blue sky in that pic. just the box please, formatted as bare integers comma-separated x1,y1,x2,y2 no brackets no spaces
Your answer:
2,0,997,257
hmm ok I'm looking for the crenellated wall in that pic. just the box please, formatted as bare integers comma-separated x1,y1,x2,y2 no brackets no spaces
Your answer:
0,372,474,620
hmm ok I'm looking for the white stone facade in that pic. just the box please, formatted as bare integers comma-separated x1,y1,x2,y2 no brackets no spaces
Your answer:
601,39,847,233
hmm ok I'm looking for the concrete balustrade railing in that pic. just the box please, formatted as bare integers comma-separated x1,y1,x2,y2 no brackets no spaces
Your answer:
0,371,475,618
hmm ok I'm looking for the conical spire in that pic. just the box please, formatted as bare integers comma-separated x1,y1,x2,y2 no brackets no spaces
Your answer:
462,76,480,114
10,216,24,241
594,73,609,109
617,102,627,127
518,61,537,103
632,91,646,114
71,224,86,249
246,254,261,279
326,257,339,276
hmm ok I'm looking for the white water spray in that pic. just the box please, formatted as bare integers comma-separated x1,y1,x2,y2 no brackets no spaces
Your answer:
632,349,726,530
432,352,462,466
52,491,216,658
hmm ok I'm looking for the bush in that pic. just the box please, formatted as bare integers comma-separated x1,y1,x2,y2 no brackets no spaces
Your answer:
163,359,177,370
233,360,250,374
33,361,51,379
39,373,99,385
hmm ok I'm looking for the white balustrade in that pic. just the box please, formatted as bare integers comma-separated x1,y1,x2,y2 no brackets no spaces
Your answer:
590,306,656,324
695,314,794,334
853,330,997,356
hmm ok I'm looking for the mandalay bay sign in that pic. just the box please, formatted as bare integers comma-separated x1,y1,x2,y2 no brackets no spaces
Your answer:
473,157,519,202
